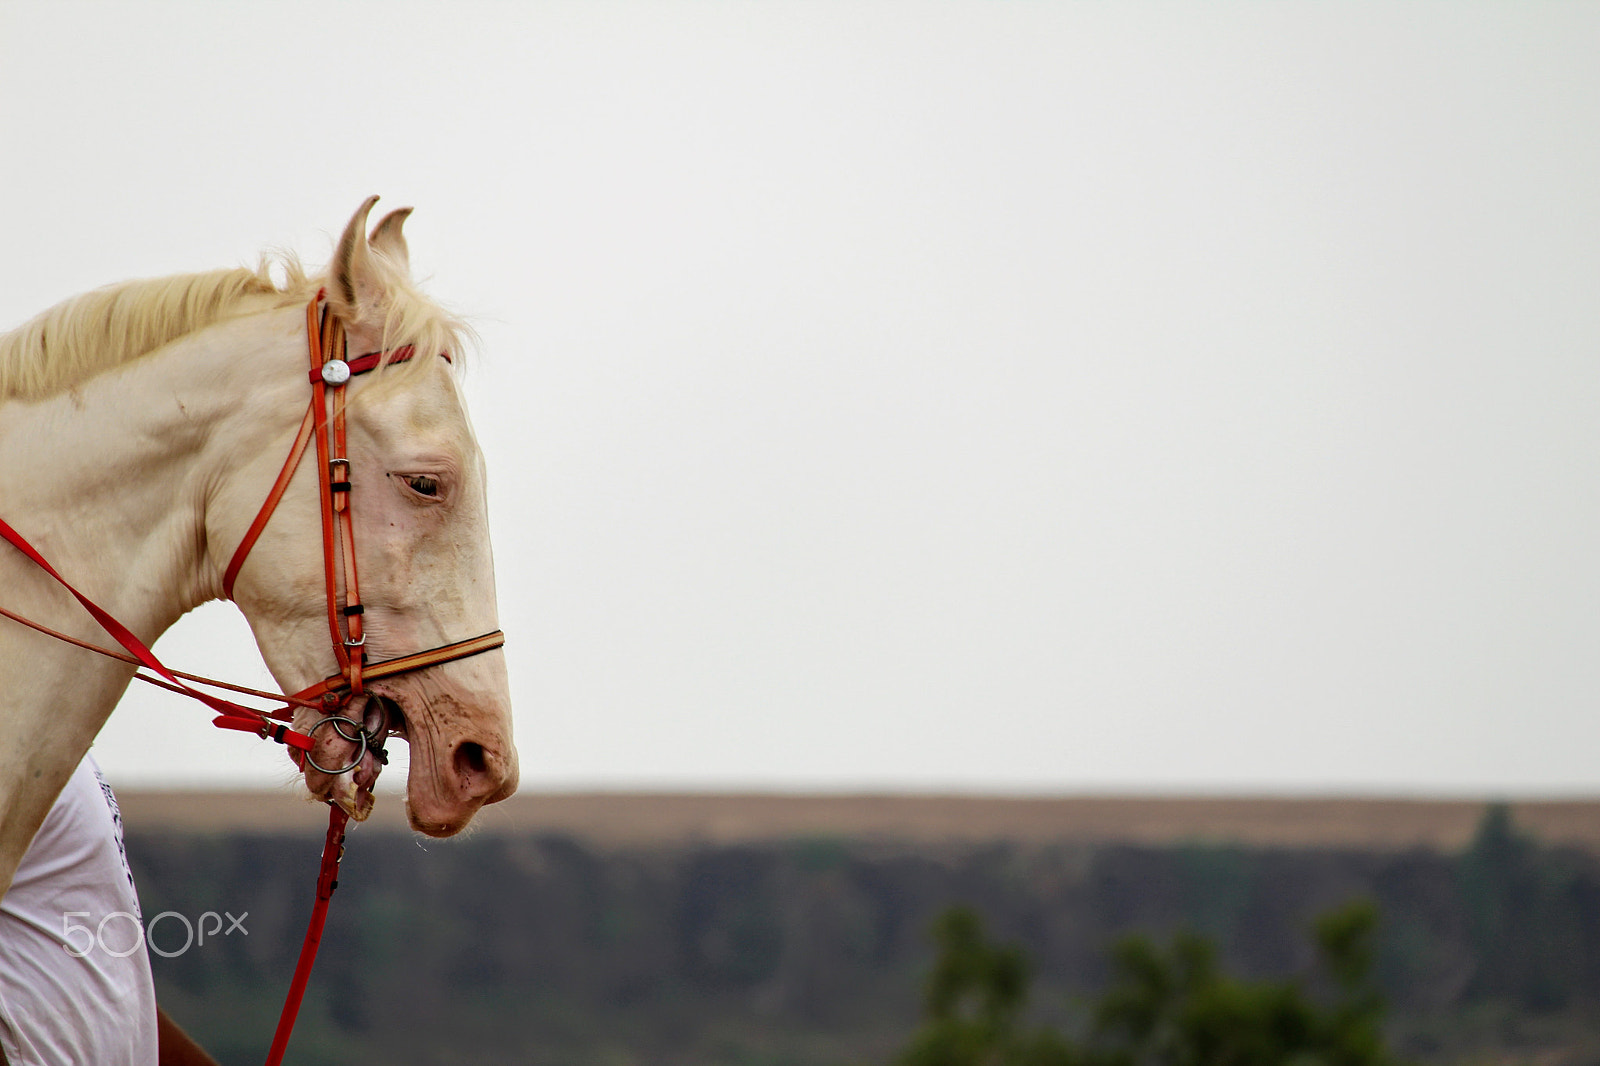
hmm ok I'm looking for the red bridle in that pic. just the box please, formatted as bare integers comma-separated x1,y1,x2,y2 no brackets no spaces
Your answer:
213,290,505,767
0,289,506,1065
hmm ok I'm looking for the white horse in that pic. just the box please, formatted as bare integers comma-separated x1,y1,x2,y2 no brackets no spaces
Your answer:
0,198,518,897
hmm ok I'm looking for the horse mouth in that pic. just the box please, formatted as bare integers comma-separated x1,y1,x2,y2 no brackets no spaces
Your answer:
307,694,403,822
378,695,408,745
304,683,514,837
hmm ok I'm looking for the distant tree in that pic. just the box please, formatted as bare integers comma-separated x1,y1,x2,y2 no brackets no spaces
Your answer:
891,901,1409,1066
892,905,1076,1066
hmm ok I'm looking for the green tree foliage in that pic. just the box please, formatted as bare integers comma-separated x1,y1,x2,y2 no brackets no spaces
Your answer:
892,905,1076,1066
892,901,1409,1066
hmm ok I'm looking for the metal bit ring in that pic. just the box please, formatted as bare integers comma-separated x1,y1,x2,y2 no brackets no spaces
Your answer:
305,715,368,775
333,709,389,761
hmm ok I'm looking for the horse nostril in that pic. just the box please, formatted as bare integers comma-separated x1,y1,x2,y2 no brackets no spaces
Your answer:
453,740,489,780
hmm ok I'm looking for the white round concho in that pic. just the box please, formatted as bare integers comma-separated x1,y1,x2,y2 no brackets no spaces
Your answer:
321,359,352,386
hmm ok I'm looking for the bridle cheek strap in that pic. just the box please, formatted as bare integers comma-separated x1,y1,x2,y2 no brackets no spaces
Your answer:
311,307,361,690
223,293,360,675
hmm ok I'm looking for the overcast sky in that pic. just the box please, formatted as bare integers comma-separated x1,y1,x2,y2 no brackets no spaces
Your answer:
2,2,1598,796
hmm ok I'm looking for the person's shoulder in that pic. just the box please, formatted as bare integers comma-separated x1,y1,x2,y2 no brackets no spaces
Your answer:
18,756,117,875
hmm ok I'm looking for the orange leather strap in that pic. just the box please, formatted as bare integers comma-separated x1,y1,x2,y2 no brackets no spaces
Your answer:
307,305,347,672
290,629,506,703
221,405,315,601
327,315,365,696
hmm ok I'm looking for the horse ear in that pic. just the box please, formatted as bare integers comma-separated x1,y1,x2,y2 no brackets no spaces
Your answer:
369,207,413,274
331,195,382,321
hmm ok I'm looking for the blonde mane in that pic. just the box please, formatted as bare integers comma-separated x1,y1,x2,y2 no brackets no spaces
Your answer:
0,248,470,402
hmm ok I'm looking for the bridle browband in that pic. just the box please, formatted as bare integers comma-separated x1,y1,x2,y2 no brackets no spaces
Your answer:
0,289,505,1066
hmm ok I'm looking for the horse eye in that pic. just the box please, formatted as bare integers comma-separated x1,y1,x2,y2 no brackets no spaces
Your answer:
404,475,440,497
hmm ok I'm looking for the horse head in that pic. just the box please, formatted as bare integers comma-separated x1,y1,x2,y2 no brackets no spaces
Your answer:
219,198,518,835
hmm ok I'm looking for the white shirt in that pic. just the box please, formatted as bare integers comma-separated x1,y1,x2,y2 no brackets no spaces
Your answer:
0,754,158,1066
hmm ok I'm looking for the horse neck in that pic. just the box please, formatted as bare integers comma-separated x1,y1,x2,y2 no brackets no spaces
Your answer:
0,303,307,891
